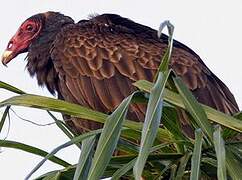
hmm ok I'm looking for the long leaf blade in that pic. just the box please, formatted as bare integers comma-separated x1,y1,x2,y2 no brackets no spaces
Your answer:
47,111,75,140
157,21,174,72
111,158,136,180
87,92,136,180
0,106,10,133
0,94,142,131
225,147,242,179
0,80,26,94
213,125,227,180
133,80,242,132
0,93,176,145
190,129,203,180
175,151,192,180
173,77,213,141
0,140,70,167
133,71,170,179
73,136,96,180
26,129,102,180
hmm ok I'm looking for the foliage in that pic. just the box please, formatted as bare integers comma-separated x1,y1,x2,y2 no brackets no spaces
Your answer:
0,22,242,180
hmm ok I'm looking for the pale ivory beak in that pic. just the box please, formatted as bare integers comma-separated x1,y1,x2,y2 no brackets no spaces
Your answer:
1,50,13,66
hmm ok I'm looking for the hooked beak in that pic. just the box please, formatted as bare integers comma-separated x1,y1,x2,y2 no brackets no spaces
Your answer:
1,50,14,67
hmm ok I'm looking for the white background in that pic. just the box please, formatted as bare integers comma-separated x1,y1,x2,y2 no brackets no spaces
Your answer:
0,0,242,179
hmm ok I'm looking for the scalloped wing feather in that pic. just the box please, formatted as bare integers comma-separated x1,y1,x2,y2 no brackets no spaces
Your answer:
50,18,238,133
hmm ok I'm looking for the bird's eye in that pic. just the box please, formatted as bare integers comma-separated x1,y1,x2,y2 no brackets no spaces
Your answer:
26,24,34,31
7,41,13,49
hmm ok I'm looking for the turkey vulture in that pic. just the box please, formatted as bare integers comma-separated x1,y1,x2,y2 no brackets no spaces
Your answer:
1,11,239,134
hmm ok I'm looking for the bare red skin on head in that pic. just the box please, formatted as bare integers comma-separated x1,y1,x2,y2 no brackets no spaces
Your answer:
4,18,42,63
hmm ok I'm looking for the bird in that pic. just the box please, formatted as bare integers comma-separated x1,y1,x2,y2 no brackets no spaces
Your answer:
1,11,239,135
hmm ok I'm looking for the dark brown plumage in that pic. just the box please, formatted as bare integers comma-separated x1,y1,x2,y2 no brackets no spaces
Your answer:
2,12,239,134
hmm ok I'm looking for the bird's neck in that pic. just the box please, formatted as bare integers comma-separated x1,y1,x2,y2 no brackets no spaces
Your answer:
26,31,58,94
25,13,75,95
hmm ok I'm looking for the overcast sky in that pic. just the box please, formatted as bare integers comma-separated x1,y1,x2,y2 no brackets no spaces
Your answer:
1,0,242,179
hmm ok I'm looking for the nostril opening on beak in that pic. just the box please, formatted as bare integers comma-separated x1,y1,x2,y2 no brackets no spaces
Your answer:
7,41,13,49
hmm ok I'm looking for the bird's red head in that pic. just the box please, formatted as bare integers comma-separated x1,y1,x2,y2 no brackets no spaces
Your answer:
1,16,42,65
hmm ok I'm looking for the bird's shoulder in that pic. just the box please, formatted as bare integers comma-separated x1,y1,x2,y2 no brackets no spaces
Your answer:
50,14,166,81
53,13,163,45
49,14,239,114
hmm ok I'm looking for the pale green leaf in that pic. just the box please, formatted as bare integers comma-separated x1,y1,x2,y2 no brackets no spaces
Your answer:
133,80,242,133
26,129,102,180
213,125,227,180
134,71,170,179
190,129,203,180
0,80,26,94
175,151,192,180
73,136,96,180
87,92,136,180
173,77,213,141
0,140,70,167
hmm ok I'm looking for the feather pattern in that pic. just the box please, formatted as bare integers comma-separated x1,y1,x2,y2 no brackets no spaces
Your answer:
23,12,239,134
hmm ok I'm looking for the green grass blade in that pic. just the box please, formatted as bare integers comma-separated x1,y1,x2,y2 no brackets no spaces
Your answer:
0,140,70,167
41,171,61,180
223,113,242,139
156,161,177,178
133,80,242,132
170,165,178,180
201,157,218,168
162,107,184,139
73,136,96,180
36,153,183,179
233,111,242,118
0,80,26,94
157,21,174,73
190,129,203,180
151,142,181,152
35,168,75,180
35,153,183,180
175,151,192,180
120,129,142,144
0,106,10,133
35,171,57,179
225,147,242,179
213,125,227,180
26,129,102,180
189,103,242,133
0,94,107,122
133,71,170,179
87,92,136,180
117,138,139,154
156,128,178,143
110,153,183,165
226,142,242,162
46,111,81,149
0,94,143,131
111,158,136,180
173,77,213,141
47,111,75,139
0,94,178,145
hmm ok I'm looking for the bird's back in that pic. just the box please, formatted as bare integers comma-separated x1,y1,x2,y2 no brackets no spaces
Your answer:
51,14,239,133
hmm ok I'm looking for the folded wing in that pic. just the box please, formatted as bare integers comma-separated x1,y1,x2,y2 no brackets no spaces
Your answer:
50,14,239,133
